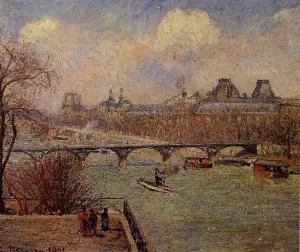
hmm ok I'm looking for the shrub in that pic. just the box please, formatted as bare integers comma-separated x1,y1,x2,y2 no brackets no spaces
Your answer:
5,150,103,214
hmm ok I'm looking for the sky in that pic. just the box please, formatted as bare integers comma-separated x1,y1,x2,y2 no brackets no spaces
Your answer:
1,0,300,111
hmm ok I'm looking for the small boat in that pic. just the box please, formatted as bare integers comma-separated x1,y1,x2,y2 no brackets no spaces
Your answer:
137,179,174,194
184,157,213,169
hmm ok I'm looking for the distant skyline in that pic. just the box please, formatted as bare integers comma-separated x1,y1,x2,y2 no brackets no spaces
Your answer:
1,0,299,111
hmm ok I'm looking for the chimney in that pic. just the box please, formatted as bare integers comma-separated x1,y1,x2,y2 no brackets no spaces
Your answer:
182,88,187,98
119,88,124,100
109,89,113,99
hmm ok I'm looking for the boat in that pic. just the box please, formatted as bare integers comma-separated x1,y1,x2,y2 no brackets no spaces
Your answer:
252,159,289,179
184,156,213,169
137,179,174,194
215,157,249,167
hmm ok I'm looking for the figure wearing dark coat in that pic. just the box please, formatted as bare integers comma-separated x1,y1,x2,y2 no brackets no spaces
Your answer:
101,208,109,231
155,168,163,187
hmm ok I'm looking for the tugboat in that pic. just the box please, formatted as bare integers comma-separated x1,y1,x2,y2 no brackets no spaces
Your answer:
184,156,213,169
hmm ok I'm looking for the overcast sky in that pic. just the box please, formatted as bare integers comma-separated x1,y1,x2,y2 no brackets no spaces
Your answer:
1,0,299,111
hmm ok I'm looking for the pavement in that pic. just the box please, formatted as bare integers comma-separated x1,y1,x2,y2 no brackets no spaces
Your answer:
0,212,128,252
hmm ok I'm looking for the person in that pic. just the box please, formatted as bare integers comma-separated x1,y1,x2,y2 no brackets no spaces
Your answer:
155,168,163,187
78,207,89,236
101,208,109,231
88,209,98,236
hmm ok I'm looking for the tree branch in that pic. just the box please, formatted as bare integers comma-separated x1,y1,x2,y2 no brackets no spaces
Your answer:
0,43,14,76
3,113,17,170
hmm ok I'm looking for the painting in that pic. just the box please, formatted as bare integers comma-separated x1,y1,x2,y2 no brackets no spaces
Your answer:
0,1,299,251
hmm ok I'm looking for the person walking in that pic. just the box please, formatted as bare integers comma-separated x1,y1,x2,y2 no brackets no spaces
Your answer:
101,208,109,231
88,209,98,236
78,207,89,236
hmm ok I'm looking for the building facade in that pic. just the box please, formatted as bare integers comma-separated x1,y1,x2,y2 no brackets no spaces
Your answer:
192,79,279,114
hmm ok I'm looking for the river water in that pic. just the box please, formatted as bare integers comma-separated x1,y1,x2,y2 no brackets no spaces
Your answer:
86,152,299,252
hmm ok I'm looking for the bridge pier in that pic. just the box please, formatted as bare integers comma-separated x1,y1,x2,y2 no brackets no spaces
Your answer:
155,147,177,169
70,150,94,168
119,157,127,170
112,149,132,170
162,157,171,167
206,148,222,158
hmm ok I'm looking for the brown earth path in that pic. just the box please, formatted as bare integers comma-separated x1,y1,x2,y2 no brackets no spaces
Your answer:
0,212,128,252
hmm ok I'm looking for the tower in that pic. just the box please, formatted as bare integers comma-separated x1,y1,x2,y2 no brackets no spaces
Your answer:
108,89,115,102
182,88,188,98
106,89,116,112
119,88,124,103
62,93,82,109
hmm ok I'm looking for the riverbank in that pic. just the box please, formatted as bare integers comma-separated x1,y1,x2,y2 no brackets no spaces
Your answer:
0,212,128,252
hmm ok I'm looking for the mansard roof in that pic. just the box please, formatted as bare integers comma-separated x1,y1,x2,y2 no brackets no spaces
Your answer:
252,80,275,99
212,78,240,99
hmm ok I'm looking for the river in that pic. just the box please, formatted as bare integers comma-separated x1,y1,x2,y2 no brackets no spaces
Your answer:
86,151,299,252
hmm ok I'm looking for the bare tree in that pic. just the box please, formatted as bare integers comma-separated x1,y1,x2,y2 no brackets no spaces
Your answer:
265,107,300,159
0,36,56,213
5,150,103,214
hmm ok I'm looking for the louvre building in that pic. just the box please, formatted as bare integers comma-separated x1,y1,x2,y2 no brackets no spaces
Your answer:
192,79,279,114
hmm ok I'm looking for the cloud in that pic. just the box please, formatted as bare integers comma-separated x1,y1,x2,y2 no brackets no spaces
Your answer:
19,16,60,44
16,7,300,111
154,8,219,52
272,7,300,25
16,10,219,105
149,7,300,98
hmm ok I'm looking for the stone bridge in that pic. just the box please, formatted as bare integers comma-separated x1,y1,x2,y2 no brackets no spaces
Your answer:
12,143,257,169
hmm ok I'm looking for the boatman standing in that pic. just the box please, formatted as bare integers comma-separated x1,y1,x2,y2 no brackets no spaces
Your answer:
155,168,163,187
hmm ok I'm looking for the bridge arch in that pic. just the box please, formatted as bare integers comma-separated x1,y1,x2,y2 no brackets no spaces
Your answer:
85,149,119,169
12,143,257,170
216,146,250,158
14,148,96,169
108,147,164,169
46,148,83,160
17,148,80,161
171,147,209,167
126,148,162,168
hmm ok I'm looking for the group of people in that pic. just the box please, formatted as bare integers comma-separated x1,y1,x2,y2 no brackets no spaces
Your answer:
78,207,109,236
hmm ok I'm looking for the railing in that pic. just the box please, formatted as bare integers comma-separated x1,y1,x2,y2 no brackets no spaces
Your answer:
123,200,154,252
